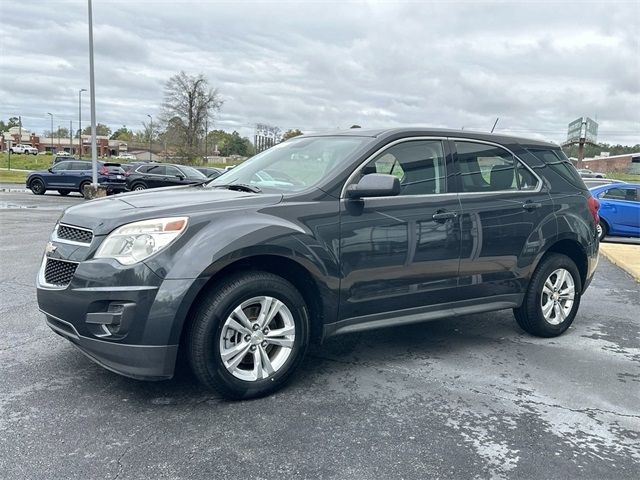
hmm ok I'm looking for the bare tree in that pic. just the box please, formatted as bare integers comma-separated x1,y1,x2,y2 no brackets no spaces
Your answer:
161,71,223,158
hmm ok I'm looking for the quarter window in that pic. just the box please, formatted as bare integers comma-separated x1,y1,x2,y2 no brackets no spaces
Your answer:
359,140,447,195
456,141,538,192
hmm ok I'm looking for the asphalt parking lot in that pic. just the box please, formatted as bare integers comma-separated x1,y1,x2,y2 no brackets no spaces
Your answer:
1,191,639,480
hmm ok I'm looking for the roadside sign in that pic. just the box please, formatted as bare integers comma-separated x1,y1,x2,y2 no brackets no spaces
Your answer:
585,117,598,143
567,117,583,143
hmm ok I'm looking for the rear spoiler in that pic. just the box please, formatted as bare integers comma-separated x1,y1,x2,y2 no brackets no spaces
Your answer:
103,162,122,167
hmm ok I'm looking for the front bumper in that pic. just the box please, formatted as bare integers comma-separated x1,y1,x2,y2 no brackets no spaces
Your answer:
43,310,177,380
37,254,197,381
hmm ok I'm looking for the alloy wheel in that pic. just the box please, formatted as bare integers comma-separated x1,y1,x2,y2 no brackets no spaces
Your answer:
219,296,295,381
540,268,575,325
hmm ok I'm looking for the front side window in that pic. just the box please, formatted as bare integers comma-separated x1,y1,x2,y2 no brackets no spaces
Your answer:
601,187,638,202
456,141,538,192
357,140,447,195
51,162,70,172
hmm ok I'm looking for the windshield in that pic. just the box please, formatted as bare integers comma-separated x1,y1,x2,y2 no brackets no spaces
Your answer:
207,136,369,192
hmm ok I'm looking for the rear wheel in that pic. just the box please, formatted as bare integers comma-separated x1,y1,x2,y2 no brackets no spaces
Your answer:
131,183,147,191
514,253,582,337
30,178,45,195
187,271,309,400
57,190,70,196
79,181,91,197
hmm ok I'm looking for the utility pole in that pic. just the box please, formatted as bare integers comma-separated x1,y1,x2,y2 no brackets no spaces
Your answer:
204,117,208,159
58,125,61,151
147,114,152,161
70,120,73,154
18,116,22,144
88,0,98,186
577,118,587,169
78,88,86,159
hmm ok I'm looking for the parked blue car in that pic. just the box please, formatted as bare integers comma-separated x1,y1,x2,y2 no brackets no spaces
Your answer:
589,183,640,240
26,160,127,196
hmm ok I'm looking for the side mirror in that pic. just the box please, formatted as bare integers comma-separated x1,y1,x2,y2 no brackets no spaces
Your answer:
48,168,53,173
176,175,185,180
346,173,400,199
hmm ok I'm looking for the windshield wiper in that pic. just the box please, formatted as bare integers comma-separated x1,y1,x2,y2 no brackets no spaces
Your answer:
215,183,262,193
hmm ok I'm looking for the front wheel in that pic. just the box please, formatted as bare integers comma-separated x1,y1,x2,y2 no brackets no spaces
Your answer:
187,271,309,400
597,221,608,241
30,178,45,195
513,253,582,337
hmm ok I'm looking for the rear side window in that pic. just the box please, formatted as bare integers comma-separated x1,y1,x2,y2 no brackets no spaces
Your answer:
527,148,586,190
455,141,539,192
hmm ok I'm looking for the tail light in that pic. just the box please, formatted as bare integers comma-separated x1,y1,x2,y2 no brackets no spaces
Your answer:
587,195,600,224
99,166,109,175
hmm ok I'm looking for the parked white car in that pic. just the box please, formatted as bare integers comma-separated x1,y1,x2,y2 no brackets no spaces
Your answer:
9,144,38,155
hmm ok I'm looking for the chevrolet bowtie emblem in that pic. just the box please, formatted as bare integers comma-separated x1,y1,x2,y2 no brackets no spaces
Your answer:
45,242,57,255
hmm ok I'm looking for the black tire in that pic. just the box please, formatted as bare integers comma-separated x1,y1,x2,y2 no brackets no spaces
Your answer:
32,151,38,155
79,181,90,197
597,220,608,241
30,178,45,195
58,190,70,196
131,182,147,191
513,253,582,337
186,271,309,400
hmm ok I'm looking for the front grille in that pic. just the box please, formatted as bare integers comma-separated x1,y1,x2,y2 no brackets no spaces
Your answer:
57,224,93,244
44,258,78,286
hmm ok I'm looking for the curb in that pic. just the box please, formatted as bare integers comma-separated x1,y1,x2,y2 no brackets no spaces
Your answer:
599,244,640,281
0,187,29,193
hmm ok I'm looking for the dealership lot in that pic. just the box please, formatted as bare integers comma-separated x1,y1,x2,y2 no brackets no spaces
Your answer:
1,191,638,479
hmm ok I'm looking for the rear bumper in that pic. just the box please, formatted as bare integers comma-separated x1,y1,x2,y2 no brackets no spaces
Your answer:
43,310,177,380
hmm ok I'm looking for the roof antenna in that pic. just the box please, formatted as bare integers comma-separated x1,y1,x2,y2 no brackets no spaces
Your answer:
491,117,499,133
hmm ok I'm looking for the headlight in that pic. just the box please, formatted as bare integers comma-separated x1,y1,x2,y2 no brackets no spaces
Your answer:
94,217,188,265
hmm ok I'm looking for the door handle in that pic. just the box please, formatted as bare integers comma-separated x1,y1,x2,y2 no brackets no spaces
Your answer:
432,210,458,222
522,202,542,210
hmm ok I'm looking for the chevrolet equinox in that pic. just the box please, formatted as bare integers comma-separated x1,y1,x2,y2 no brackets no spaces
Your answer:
37,129,599,399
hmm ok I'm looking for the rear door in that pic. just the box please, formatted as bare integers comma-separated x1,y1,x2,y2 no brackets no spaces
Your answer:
453,140,554,301
144,164,167,188
339,138,461,321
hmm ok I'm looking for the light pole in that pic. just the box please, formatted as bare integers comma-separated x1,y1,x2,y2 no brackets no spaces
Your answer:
47,113,53,153
78,88,86,158
147,114,152,161
88,0,98,186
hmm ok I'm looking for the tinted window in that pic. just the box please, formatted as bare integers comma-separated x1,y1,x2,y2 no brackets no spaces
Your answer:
51,162,71,171
601,187,638,202
71,162,90,170
360,140,446,195
527,148,586,190
165,166,182,176
456,142,538,192
146,165,166,175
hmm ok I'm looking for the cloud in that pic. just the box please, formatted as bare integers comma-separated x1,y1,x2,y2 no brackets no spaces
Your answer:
0,0,638,145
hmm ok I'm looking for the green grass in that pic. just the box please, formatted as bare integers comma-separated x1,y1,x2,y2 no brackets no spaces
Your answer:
0,153,51,170
0,169,28,184
607,172,640,182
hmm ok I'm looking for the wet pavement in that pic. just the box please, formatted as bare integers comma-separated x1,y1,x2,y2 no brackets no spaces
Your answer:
1,191,638,479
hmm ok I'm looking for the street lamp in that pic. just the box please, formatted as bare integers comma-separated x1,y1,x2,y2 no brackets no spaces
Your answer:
47,113,53,153
147,114,152,161
78,88,87,158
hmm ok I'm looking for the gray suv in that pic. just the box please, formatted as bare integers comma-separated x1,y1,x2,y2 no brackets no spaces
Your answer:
37,129,599,399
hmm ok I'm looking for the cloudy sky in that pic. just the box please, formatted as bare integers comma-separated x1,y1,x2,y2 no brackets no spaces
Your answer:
1,0,638,145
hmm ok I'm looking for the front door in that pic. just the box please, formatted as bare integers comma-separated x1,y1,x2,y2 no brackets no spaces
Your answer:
339,138,461,322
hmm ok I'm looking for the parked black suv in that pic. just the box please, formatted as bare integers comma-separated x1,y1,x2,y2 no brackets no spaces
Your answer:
37,129,599,399
125,163,207,191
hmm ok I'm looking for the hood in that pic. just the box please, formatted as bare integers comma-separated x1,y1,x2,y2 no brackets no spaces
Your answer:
60,185,283,235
